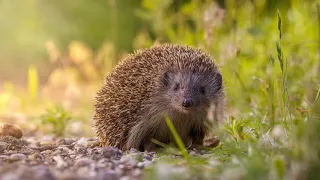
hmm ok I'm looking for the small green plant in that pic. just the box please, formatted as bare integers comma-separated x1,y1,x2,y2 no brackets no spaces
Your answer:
223,116,258,145
40,106,72,137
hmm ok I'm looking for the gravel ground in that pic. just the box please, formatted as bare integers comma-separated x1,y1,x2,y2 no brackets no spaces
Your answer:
0,124,220,180
0,136,155,180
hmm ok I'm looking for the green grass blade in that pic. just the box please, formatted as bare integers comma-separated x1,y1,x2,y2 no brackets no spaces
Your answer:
164,114,190,160
151,138,171,149
277,9,282,39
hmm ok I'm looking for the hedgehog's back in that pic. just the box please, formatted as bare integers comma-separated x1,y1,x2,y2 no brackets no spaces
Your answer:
93,47,162,148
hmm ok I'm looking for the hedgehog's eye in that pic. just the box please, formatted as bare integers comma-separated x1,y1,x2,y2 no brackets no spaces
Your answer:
173,83,180,91
200,86,205,94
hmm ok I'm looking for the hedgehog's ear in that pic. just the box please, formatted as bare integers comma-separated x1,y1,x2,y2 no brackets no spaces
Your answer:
163,71,173,87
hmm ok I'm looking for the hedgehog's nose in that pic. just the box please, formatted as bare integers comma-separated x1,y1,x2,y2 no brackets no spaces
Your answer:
182,98,193,108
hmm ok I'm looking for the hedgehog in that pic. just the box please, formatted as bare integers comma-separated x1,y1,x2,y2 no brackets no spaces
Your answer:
92,44,224,151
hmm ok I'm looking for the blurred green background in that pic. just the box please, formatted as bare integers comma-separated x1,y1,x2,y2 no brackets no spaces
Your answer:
0,0,319,139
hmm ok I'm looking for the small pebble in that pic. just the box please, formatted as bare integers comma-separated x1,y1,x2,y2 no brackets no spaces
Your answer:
57,146,71,153
42,149,53,155
119,176,131,180
131,169,142,177
100,147,123,160
39,140,54,147
53,155,68,169
0,141,7,152
189,150,197,156
75,146,87,154
143,161,152,167
2,173,19,180
0,155,9,161
126,159,137,169
59,172,90,180
97,159,114,169
99,170,119,180
75,157,94,168
28,152,43,161
129,148,139,153
10,153,27,161
33,165,56,180
0,124,23,139
57,138,75,145
137,162,144,168
76,166,91,175
143,155,152,161
118,164,125,169
77,138,88,146
87,140,100,147
119,156,131,164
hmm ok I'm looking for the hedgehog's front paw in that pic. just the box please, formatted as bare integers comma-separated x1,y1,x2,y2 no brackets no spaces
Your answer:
203,136,220,148
189,136,220,151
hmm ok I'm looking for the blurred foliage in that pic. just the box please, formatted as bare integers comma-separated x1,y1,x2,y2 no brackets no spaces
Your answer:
40,106,72,137
0,0,142,61
0,0,320,179
27,65,39,103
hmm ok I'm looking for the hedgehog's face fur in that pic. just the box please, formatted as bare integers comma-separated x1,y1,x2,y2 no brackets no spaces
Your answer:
161,70,222,114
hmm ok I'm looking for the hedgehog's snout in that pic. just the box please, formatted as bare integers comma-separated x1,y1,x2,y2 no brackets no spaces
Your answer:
182,98,193,108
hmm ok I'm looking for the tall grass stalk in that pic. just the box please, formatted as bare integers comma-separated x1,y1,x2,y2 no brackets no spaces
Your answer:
276,10,291,130
164,114,190,160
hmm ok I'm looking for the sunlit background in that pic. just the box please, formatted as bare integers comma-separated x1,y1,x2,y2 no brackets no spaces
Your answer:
0,0,319,141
